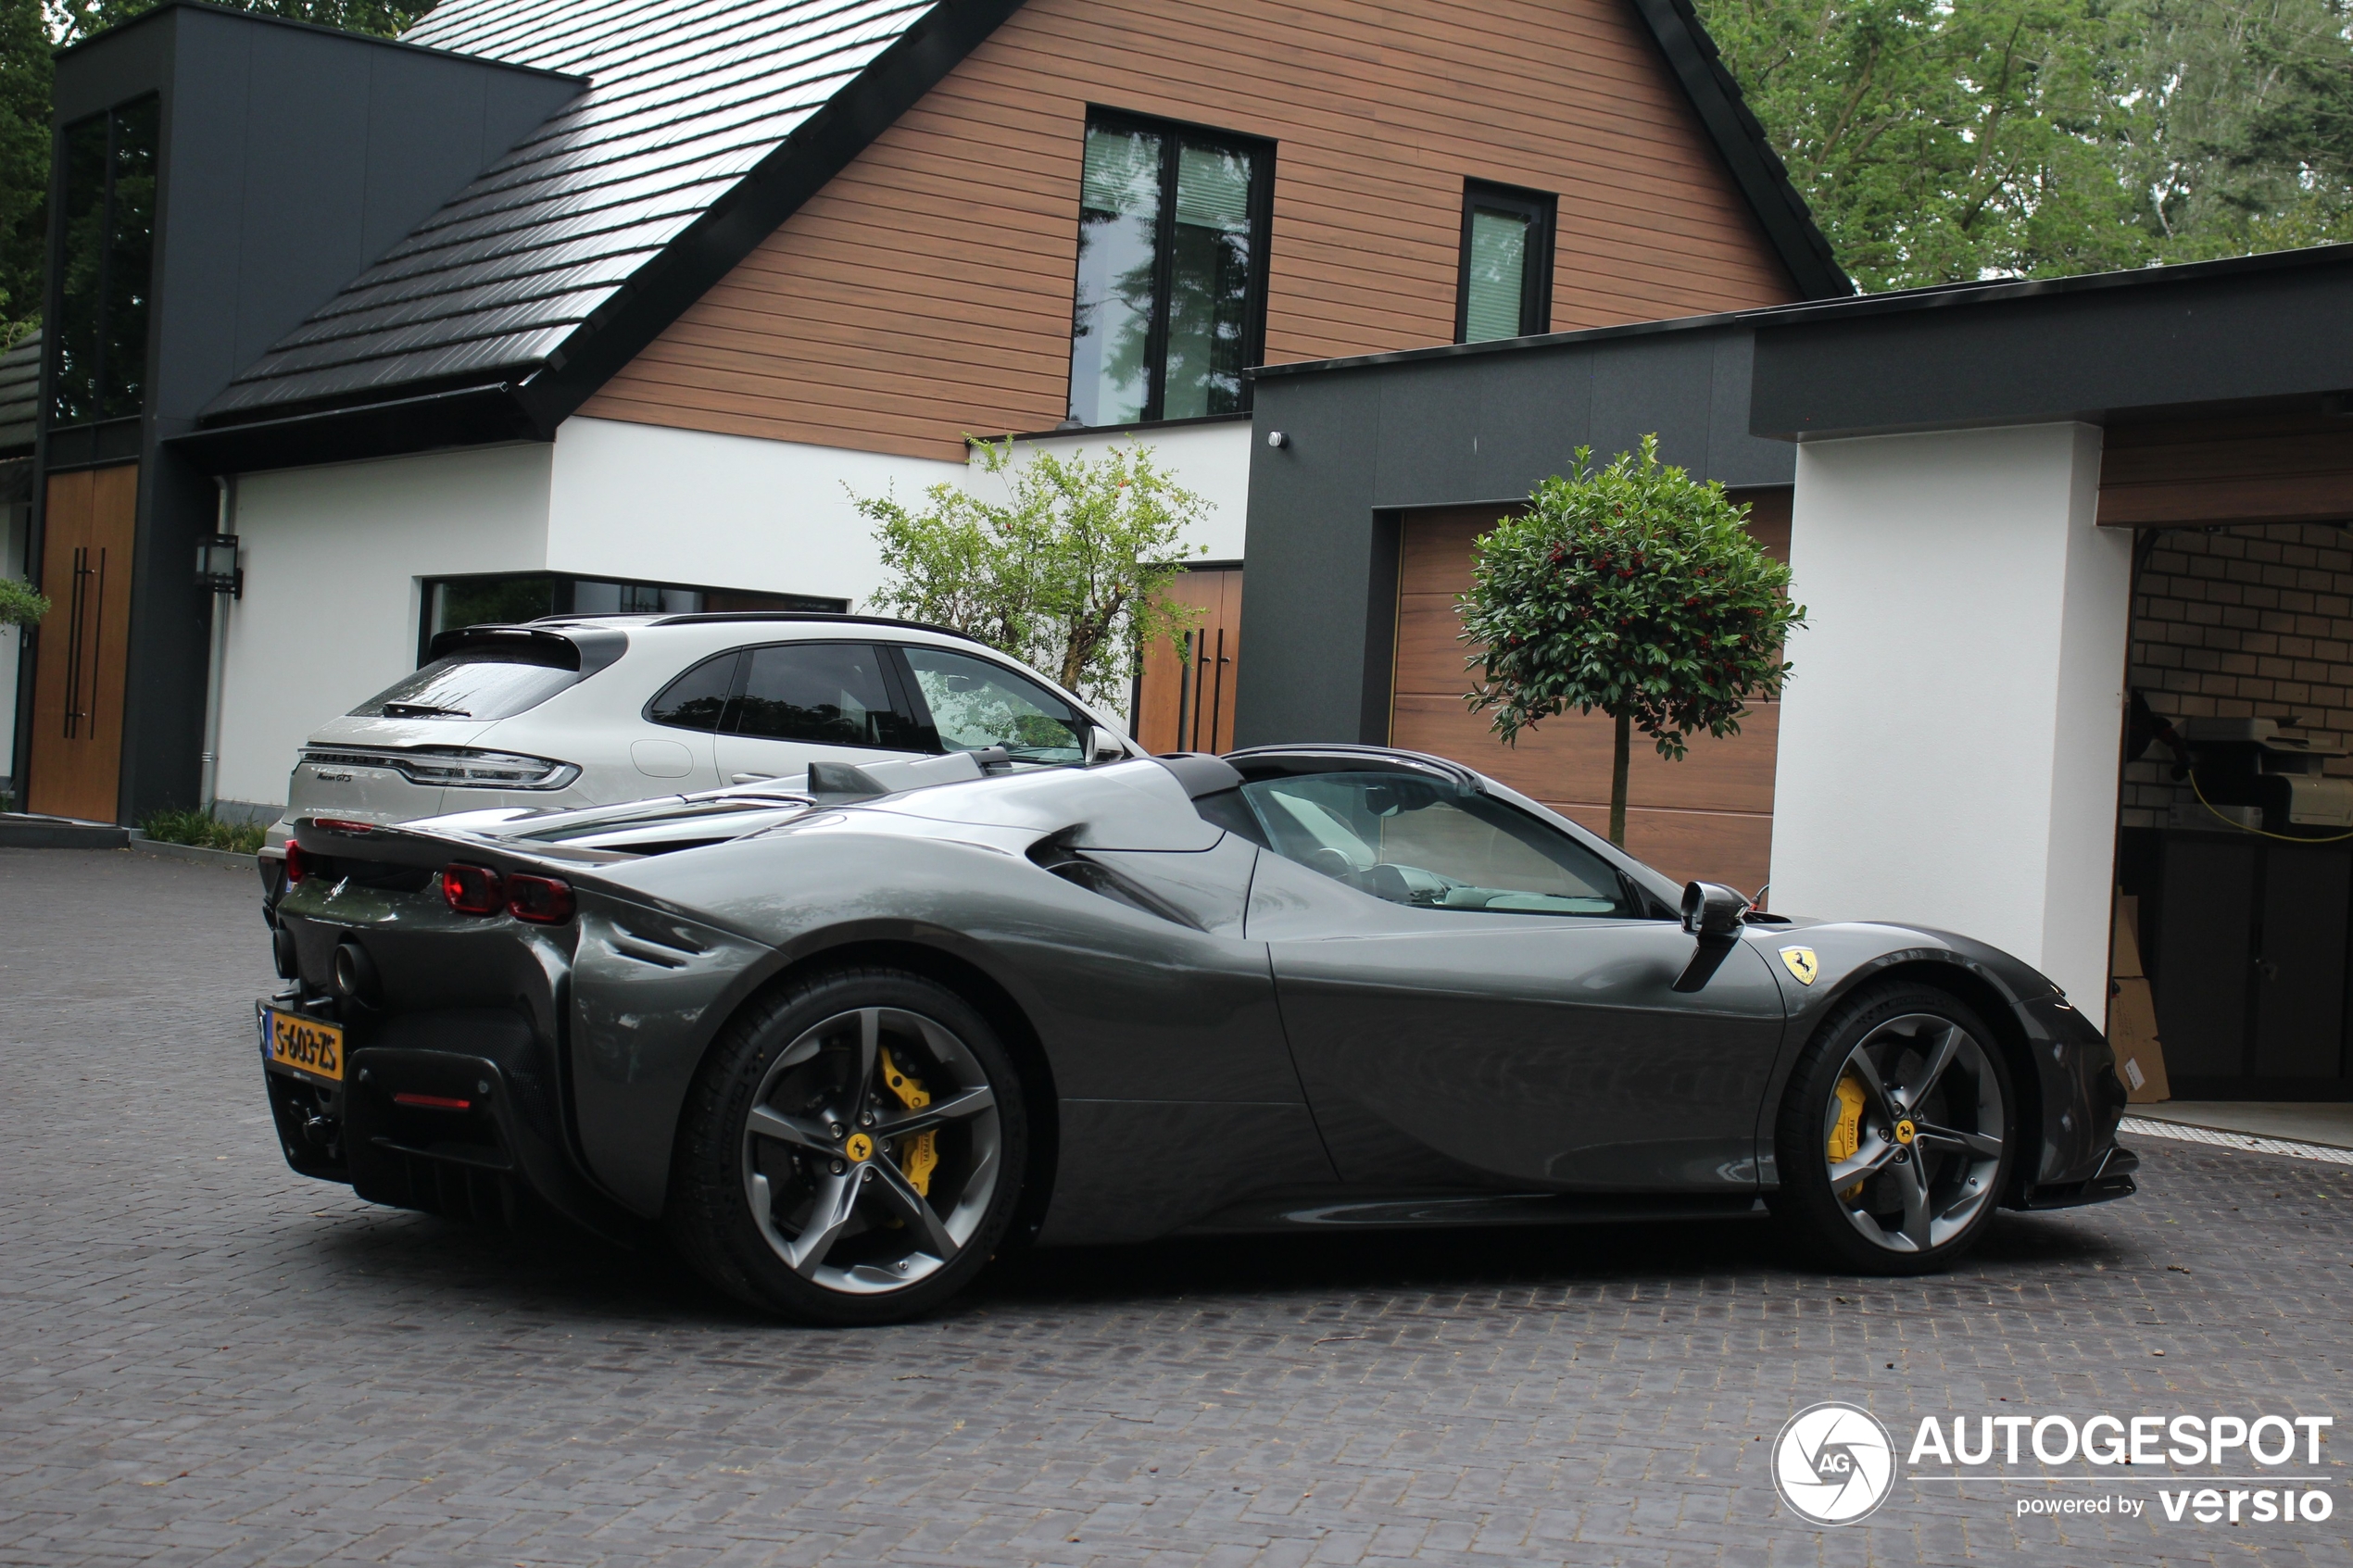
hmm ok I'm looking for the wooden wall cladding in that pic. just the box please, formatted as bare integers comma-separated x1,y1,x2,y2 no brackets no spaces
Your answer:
2101,415,2353,528
581,0,1802,461
1390,490,1790,893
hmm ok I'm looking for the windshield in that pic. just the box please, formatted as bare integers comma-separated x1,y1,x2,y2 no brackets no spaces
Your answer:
1238,770,1637,917
350,653,583,721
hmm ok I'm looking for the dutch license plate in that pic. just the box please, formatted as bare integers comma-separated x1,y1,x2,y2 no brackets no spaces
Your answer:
261,1007,345,1084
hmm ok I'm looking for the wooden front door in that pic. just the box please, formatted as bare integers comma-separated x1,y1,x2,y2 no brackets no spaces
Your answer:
27,465,138,822
1134,567,1241,754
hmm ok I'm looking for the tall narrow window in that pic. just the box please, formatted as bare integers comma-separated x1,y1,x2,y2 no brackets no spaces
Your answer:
1067,112,1270,427
1456,181,1555,344
52,96,158,427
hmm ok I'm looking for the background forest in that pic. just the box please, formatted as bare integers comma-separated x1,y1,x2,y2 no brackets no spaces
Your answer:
4,0,2353,343
1696,0,2353,288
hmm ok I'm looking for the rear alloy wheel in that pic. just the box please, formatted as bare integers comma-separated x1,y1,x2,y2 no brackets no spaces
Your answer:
1771,985,2014,1274
669,969,1024,1324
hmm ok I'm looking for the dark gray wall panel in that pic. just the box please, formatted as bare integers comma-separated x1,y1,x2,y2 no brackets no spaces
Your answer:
1369,350,1598,509
1706,331,1793,486
1590,330,1715,475
1750,253,2353,438
1237,373,1384,748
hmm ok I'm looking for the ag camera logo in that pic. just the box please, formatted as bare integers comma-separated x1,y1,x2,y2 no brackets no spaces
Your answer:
1774,1402,1897,1525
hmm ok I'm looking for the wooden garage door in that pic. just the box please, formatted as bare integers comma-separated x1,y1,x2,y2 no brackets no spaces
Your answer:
1390,493,1789,895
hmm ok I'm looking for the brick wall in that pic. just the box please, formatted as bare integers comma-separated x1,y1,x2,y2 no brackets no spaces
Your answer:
2121,521,2353,828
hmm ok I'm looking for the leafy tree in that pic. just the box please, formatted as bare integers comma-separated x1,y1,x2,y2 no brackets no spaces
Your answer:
854,439,1208,710
1696,0,2353,289
0,0,47,345
0,574,49,625
0,1,433,345
1457,437,1806,848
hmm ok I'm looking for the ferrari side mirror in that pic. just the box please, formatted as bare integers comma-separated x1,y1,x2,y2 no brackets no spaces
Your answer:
1680,881,1749,938
1674,882,1750,993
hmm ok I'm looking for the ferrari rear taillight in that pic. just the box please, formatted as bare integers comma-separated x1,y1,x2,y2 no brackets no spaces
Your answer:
438,862,574,923
440,862,504,915
283,842,307,884
504,873,574,924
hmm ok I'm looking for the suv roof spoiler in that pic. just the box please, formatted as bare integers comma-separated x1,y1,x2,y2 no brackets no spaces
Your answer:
639,610,982,645
427,623,630,675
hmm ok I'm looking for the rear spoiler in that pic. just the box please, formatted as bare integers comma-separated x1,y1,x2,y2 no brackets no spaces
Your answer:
425,623,629,675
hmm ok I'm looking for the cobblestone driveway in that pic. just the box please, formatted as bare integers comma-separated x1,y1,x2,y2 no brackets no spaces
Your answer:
3,847,2348,1566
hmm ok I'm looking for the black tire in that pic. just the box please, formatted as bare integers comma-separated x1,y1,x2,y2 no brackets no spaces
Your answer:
1768,983,2016,1275
666,966,1027,1325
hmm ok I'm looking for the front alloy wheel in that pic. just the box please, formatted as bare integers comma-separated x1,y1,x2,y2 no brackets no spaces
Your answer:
1773,985,2014,1273
669,968,1025,1323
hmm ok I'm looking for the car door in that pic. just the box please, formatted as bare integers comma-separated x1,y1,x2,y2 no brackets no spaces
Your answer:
1238,765,1787,1195
711,641,930,784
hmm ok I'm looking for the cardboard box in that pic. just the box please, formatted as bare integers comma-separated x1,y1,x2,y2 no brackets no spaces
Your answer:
2109,894,2170,1103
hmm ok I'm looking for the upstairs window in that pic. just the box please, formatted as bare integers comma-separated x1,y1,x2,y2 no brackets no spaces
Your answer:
1456,181,1555,344
1067,112,1271,427
52,96,158,426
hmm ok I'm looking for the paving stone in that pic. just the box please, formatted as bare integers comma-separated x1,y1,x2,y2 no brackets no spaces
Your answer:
3,847,2350,1564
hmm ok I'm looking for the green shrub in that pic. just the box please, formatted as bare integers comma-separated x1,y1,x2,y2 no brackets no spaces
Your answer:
141,808,267,855
0,578,48,628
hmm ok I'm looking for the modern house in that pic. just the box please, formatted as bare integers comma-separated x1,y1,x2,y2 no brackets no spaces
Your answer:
8,0,1847,825
1239,244,2353,1101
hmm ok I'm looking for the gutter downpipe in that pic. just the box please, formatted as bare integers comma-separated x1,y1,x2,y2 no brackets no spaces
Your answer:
199,475,235,814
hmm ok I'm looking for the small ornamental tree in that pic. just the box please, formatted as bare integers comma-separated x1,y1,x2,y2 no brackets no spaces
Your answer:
853,437,1206,710
1458,435,1805,848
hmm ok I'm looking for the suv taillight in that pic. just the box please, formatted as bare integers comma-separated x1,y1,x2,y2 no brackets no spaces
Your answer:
283,842,307,884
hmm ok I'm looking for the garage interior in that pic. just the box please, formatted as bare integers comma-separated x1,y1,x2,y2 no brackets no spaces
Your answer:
2108,412,2353,1102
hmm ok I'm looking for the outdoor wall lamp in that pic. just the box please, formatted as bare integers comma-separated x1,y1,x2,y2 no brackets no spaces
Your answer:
197,533,243,598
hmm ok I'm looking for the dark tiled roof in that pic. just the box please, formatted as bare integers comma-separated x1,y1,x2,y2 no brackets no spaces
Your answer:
0,331,39,455
201,0,946,422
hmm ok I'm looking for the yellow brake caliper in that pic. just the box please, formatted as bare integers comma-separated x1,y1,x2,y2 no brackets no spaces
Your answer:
879,1047,937,1198
1827,1071,1868,1199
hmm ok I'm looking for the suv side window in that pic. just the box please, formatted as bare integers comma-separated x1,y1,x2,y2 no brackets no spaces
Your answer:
730,642,926,749
897,646,1087,764
645,651,741,732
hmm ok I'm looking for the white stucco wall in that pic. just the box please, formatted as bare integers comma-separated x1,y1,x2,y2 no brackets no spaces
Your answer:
209,416,1255,810
547,416,1253,612
1769,422,2129,1029
212,442,552,809
988,420,1252,562
547,417,966,609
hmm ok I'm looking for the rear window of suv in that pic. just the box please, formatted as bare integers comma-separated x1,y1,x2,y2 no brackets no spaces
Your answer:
350,651,583,721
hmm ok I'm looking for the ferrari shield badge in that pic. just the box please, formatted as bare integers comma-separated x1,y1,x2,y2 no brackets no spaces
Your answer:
1780,947,1820,985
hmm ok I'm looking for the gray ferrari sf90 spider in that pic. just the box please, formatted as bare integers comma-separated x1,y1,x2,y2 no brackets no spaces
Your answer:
256,746,2134,1323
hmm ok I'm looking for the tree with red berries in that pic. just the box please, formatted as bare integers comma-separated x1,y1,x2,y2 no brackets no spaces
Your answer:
1457,435,1804,848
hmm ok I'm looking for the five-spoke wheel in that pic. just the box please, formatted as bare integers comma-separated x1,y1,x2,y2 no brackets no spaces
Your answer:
668,969,1026,1323
1772,985,2014,1273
